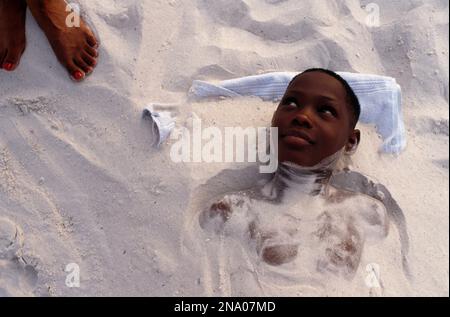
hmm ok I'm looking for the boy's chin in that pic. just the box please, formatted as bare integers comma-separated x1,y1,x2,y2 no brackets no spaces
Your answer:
278,149,320,168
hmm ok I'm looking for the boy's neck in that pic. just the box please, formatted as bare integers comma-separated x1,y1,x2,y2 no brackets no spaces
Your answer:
274,162,334,196
269,149,345,197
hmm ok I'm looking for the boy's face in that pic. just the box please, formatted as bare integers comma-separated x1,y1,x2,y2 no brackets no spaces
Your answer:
272,71,360,167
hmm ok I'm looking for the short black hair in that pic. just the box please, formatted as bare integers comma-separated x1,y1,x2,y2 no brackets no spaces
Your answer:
288,68,361,127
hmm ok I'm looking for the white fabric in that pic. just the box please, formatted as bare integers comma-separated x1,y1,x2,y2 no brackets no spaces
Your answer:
188,71,406,153
142,104,176,148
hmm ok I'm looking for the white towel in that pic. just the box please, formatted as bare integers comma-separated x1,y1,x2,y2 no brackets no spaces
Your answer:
142,104,176,148
188,72,406,153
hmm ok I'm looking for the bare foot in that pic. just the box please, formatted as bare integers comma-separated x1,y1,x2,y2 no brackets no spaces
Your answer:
26,0,99,81
0,0,27,71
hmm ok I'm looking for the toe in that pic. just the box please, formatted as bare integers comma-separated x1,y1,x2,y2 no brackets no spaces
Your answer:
82,52,97,68
66,60,85,82
74,57,93,75
0,50,6,68
86,33,99,49
84,45,98,58
2,47,23,71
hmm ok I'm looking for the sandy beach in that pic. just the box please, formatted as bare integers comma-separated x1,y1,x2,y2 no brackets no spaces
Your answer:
0,0,448,296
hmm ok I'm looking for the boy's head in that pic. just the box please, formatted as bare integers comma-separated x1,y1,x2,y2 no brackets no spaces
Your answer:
272,68,361,167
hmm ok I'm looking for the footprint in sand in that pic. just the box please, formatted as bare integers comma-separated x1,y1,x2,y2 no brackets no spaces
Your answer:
0,217,38,297
96,1,143,45
197,0,340,43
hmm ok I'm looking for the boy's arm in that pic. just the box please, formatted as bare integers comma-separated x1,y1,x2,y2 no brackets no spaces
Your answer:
200,197,233,226
199,193,248,231
331,170,411,277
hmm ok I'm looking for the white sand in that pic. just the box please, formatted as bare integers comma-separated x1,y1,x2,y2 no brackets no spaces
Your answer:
0,0,448,296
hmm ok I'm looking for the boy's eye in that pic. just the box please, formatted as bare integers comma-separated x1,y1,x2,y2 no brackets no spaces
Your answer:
319,105,337,117
282,97,298,107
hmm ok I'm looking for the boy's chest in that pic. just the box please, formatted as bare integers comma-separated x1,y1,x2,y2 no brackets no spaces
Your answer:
241,193,386,277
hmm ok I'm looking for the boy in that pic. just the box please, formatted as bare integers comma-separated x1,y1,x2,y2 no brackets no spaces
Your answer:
199,69,391,283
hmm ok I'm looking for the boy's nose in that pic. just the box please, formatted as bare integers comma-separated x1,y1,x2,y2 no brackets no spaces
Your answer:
292,112,313,129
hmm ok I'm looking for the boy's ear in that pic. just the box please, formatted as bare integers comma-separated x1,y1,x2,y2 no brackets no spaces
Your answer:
345,129,360,154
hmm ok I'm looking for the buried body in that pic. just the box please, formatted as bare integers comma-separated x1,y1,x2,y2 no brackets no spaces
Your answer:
198,69,408,291
199,162,389,280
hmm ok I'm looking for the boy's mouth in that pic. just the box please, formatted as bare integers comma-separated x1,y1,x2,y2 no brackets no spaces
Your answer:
281,129,315,146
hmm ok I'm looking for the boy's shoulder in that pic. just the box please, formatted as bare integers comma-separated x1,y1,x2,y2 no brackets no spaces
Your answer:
199,190,253,230
325,185,389,239
326,185,383,204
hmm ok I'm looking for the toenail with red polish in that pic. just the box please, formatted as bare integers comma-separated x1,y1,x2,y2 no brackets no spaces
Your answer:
3,63,14,71
72,71,84,81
